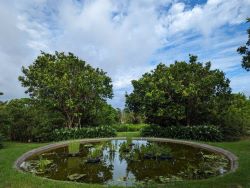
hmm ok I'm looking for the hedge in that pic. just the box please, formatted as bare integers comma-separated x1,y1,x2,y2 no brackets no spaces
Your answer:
53,125,116,141
140,125,223,142
0,133,4,148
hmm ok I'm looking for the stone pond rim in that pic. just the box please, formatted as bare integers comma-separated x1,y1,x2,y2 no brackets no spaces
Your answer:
14,137,239,178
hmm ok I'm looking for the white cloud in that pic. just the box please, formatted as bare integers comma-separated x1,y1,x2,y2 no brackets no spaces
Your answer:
0,0,250,107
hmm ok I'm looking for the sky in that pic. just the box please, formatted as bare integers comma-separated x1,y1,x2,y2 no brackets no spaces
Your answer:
0,0,249,108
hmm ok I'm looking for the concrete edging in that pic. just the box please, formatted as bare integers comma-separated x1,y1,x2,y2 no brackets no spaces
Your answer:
14,137,238,173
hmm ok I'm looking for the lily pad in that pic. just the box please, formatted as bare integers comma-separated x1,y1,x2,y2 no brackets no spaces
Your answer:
67,173,86,181
84,144,94,148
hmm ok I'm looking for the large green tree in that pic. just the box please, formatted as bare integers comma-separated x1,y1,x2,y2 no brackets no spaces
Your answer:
19,52,113,128
0,98,64,142
237,18,250,71
126,55,231,126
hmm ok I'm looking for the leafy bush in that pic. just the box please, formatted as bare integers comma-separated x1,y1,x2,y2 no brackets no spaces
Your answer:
219,94,250,141
140,125,222,142
220,113,245,141
53,126,116,141
112,124,148,132
0,98,64,142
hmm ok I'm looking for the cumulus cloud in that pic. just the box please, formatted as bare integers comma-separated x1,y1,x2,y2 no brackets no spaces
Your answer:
0,0,250,107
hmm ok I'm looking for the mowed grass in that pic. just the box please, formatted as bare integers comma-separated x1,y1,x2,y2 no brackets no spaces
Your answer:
116,131,140,138
0,137,250,188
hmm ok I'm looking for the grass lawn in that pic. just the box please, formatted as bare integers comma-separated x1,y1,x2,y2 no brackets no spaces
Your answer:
0,136,250,188
116,131,140,138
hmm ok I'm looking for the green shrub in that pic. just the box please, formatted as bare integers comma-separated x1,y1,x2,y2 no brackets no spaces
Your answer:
0,98,65,142
219,94,250,141
112,124,148,132
140,125,223,142
220,113,245,141
53,126,116,141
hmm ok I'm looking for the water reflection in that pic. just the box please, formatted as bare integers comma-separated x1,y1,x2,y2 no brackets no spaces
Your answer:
22,139,230,186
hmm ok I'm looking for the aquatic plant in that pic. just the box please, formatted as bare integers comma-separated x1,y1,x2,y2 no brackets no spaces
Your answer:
119,142,131,152
140,143,172,160
67,173,86,181
86,145,103,163
177,153,229,179
21,156,56,175
21,139,231,186
37,157,53,171
158,175,183,183
119,138,134,152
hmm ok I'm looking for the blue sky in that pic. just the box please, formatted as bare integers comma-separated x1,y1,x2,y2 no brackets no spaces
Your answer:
0,0,249,108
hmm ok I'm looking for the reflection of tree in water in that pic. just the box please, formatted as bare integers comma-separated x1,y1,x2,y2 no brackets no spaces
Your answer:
81,161,113,183
122,142,183,181
23,140,231,185
79,141,114,183
127,159,172,181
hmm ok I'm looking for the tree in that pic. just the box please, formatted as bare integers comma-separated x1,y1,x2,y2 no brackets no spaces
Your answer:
221,93,250,140
237,18,250,71
92,103,120,125
0,98,64,142
121,108,144,124
0,92,9,136
126,55,231,126
19,52,113,128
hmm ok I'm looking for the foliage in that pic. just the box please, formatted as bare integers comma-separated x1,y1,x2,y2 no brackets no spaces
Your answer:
91,103,120,126
0,98,119,142
237,18,250,71
0,133,3,149
20,156,56,175
53,126,116,141
87,146,103,159
119,140,172,162
0,103,9,137
19,51,113,128
0,98,64,142
36,157,54,174
126,55,231,127
140,143,172,160
178,152,229,179
220,93,250,140
121,108,145,124
119,140,132,153
112,124,148,132
140,125,222,141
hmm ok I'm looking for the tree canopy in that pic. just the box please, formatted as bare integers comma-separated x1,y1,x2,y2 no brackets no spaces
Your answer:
126,55,231,126
237,18,250,71
19,51,113,128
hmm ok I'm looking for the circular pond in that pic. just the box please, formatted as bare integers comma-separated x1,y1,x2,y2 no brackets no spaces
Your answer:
15,138,238,187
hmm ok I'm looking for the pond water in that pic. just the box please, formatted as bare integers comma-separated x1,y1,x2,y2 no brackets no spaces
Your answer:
20,139,230,186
